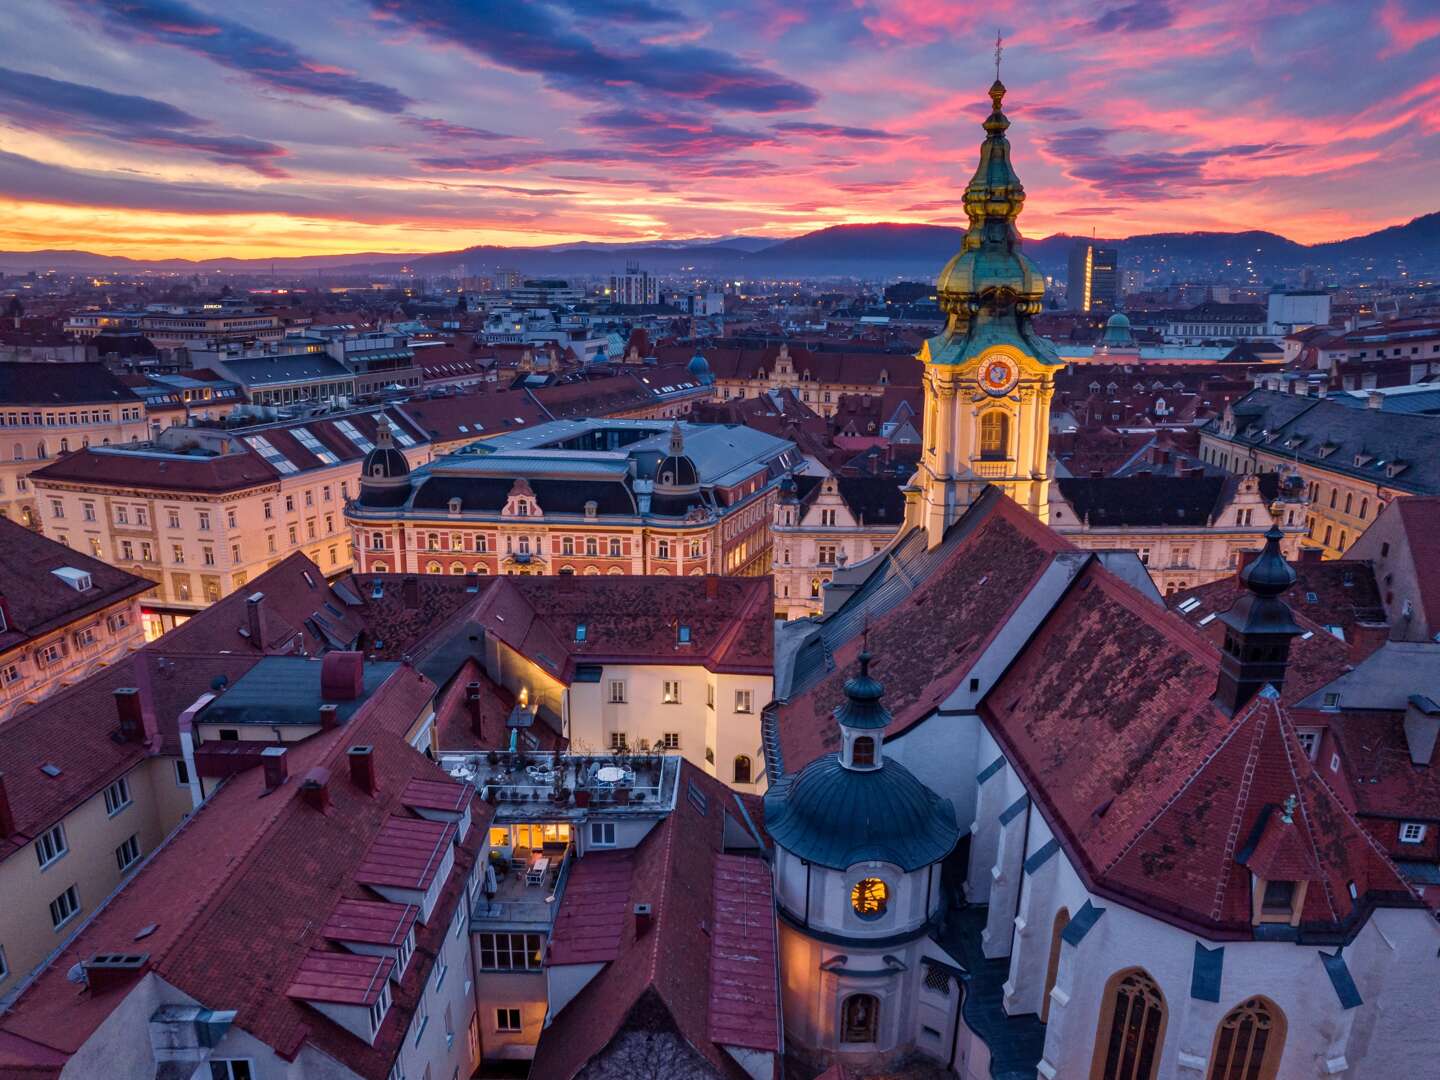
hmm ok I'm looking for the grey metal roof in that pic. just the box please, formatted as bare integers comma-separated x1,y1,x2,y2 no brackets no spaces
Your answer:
197,657,401,727
223,353,353,387
1295,641,1440,711
762,754,959,871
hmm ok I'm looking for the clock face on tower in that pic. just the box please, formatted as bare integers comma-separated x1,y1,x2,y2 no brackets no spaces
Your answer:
978,351,1020,396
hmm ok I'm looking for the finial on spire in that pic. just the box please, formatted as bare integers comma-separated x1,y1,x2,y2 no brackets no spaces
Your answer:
994,30,1003,82
668,419,684,456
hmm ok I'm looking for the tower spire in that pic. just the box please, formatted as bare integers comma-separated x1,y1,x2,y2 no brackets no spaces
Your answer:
1214,522,1303,714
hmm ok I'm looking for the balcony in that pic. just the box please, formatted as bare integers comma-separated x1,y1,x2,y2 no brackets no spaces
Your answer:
474,842,574,926
439,750,679,819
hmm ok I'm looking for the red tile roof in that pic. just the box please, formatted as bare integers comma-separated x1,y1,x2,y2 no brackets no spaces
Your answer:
777,495,1072,772
30,445,280,493
0,666,490,1080
354,817,456,892
1389,497,1440,628
708,854,779,1053
287,950,393,1007
400,777,469,814
983,562,1419,937
0,518,152,654
546,850,635,966
530,764,760,1080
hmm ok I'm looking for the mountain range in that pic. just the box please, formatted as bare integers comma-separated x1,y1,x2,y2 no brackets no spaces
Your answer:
2,212,1435,281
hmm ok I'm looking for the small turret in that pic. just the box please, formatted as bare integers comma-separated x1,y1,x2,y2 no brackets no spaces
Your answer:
835,651,890,771
1215,523,1303,714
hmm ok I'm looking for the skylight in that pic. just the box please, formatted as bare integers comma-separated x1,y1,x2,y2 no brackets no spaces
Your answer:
291,426,338,465
244,435,298,474
334,419,374,452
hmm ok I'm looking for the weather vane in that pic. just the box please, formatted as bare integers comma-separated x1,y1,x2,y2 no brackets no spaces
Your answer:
994,31,1004,81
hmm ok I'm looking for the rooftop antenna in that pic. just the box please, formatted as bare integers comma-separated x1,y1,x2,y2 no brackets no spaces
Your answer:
994,30,1003,82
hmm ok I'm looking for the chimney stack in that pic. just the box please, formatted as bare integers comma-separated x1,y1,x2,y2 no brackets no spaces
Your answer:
320,651,364,701
466,681,484,738
319,704,339,730
633,902,653,938
347,745,378,795
114,687,148,743
246,592,266,649
1367,390,1385,411
261,746,288,792
705,575,718,601
299,767,331,811
402,576,420,609
82,953,150,995
0,772,14,837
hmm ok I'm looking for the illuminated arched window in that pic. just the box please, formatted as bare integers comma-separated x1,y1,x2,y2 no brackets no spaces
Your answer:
373,562,388,573
1090,968,1166,1080
850,877,887,920
426,561,442,574
733,755,752,784
1207,998,1284,1080
979,410,1008,459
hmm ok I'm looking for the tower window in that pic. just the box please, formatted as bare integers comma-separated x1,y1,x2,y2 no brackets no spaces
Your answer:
980,410,1009,459
852,736,875,767
851,877,888,920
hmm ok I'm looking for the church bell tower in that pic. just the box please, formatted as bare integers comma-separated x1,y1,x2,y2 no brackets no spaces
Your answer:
909,79,1063,547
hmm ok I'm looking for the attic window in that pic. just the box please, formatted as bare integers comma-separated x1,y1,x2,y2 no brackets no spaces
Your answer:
575,623,587,643
677,625,692,645
1322,692,1340,709
1176,598,1202,614
51,567,93,592
1399,822,1427,844
40,763,62,777
1261,879,1295,914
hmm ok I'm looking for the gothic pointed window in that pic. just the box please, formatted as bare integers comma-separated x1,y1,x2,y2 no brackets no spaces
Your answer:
1207,998,1284,1080
842,994,879,1044
1091,968,1166,1080
980,410,1009,459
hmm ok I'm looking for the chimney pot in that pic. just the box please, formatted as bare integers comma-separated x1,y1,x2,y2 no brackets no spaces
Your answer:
246,592,266,649
299,767,331,811
114,687,147,743
347,745,378,795
0,772,14,837
319,704,340,730
261,746,288,792
633,902,654,938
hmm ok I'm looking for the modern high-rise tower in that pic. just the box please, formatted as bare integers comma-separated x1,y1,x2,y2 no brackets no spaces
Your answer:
1066,241,1119,311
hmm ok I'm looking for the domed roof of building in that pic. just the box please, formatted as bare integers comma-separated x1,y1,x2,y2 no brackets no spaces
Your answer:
361,417,410,481
654,422,700,493
763,755,959,871
1100,311,1135,348
688,350,712,379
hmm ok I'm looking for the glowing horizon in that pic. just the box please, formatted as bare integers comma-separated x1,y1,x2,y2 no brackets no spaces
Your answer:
1,0,1436,262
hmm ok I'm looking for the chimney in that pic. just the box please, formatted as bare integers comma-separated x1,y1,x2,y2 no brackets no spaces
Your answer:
246,592,266,649
320,651,364,701
1403,696,1440,766
299,767,331,811
1367,390,1385,410
402,576,420,609
348,745,378,795
261,746,288,792
0,772,13,837
82,953,150,995
114,687,148,743
466,681,484,738
633,902,654,938
319,704,340,730
1299,547,1323,565
705,574,719,601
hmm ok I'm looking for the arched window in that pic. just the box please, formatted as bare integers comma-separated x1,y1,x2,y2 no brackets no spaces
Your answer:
1359,498,1368,520
810,577,822,598
371,532,384,550
842,994,879,1044
1091,968,1166,1080
607,566,624,575
59,438,68,453
35,441,46,459
583,566,600,576
373,562,388,573
851,877,888,920
562,536,574,555
852,736,875,767
979,411,1008,459
426,532,439,551
450,562,464,575
1344,493,1352,514
733,755,752,784
1207,998,1284,1080
585,537,598,556
475,564,488,574
426,560,442,574
1042,907,1070,1023
608,538,621,557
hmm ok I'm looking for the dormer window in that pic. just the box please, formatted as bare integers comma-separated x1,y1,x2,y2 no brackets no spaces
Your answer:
1261,879,1294,914
575,623,587,643
517,501,529,516
677,624,691,644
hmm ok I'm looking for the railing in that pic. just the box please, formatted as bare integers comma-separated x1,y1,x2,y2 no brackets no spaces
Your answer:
473,844,574,926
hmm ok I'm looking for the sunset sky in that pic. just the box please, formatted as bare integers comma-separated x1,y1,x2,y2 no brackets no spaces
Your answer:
1,0,1437,260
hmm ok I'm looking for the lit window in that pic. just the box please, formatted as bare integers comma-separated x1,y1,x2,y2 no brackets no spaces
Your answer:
662,680,680,704
851,877,888,920
734,689,753,714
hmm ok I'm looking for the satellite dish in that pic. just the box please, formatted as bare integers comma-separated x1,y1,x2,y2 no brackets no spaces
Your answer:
66,963,85,984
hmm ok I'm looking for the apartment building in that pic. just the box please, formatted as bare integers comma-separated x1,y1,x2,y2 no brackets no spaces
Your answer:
0,364,149,529
771,472,907,619
1199,385,1440,556
349,418,798,580
29,408,430,636
0,519,151,721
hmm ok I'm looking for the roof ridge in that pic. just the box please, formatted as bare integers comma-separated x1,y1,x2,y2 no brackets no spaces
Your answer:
643,802,682,990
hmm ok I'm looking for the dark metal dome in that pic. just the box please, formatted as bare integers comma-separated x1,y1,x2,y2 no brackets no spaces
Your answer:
764,755,959,871
362,445,410,481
